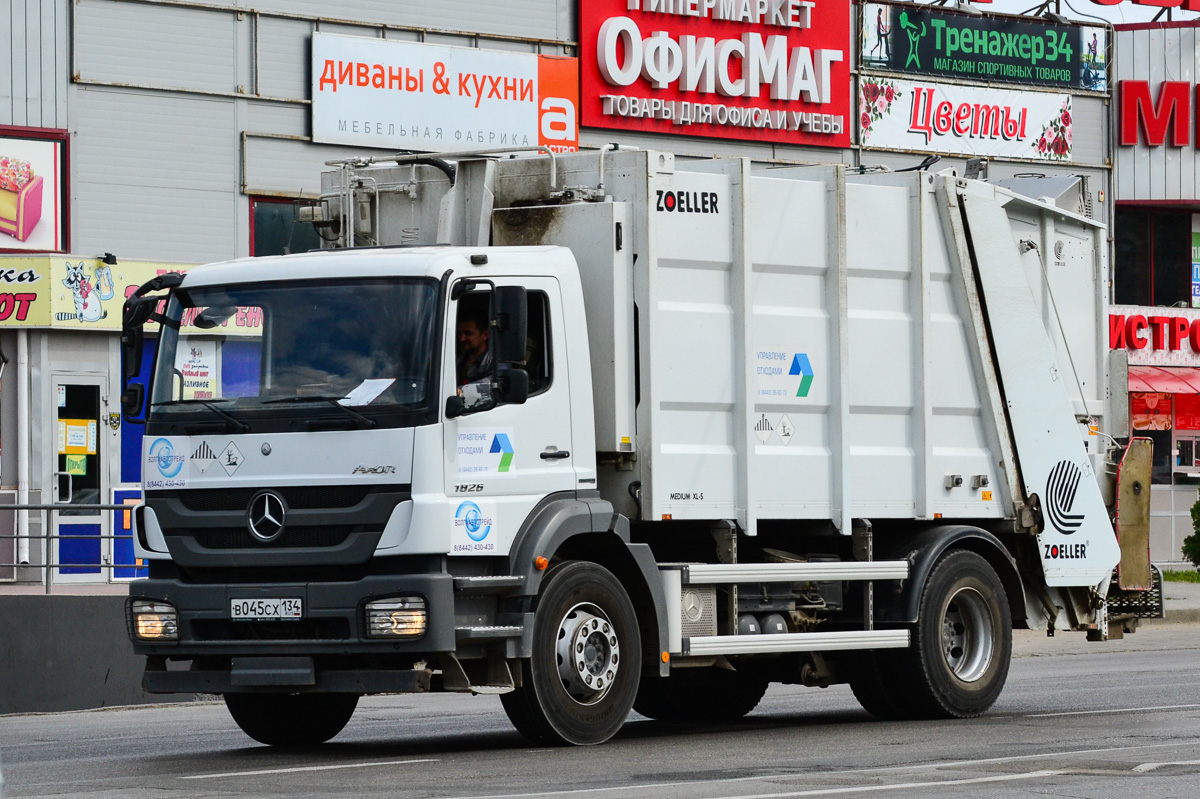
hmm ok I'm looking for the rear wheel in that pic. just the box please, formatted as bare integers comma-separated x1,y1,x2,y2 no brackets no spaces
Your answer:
847,651,912,720
634,667,768,722
905,550,1012,718
224,692,359,746
501,561,641,746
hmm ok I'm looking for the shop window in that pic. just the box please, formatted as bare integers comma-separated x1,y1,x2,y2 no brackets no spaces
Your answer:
1114,207,1192,307
250,196,321,257
1131,392,1174,483
1174,394,1200,477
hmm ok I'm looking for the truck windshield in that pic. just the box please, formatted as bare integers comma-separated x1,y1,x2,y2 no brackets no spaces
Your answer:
148,277,439,429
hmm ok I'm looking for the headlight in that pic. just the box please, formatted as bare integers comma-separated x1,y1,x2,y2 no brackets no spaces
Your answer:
365,596,426,639
129,599,178,641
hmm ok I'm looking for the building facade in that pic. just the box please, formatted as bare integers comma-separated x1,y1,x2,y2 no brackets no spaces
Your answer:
1113,21,1200,562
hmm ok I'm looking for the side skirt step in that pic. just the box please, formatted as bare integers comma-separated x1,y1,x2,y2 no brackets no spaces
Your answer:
683,629,910,657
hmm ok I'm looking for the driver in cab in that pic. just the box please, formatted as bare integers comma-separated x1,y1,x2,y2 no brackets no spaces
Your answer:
456,297,493,409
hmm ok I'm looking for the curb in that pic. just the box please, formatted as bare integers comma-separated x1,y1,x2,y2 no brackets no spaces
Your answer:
1145,607,1200,624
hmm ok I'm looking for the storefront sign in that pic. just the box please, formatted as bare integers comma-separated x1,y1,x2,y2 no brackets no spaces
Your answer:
579,0,851,147
1115,26,1200,200
1176,393,1200,430
1130,392,1172,431
860,77,1072,161
861,4,1106,91
0,129,67,253
1192,230,1200,308
1093,0,1200,10
312,33,579,153
1109,304,1200,366
0,257,194,330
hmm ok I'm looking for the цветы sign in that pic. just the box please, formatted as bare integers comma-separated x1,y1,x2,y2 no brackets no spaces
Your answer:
580,0,851,147
860,77,1073,162
312,33,579,153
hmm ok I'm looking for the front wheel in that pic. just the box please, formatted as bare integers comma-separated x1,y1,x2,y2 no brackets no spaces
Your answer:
905,549,1012,718
224,692,359,746
501,561,642,745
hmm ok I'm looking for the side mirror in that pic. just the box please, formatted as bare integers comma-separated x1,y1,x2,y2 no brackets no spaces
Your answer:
492,287,527,364
121,327,145,382
495,367,529,406
123,296,155,329
121,383,146,419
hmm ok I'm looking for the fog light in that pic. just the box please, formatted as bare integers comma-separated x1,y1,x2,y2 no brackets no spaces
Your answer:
130,600,178,641
366,596,426,638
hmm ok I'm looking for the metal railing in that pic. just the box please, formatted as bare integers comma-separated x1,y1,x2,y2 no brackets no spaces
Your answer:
0,503,144,594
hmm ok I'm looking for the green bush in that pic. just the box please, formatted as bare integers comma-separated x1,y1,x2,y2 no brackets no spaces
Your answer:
1187,492,1200,568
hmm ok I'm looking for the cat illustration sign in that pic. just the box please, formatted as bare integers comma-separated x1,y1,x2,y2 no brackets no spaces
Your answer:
0,256,194,329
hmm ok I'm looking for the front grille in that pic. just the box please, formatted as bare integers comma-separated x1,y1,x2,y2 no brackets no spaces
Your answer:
172,485,374,512
192,618,352,641
178,526,359,549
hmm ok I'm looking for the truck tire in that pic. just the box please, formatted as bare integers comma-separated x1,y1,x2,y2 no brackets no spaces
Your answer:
225,692,359,746
500,561,641,746
634,668,767,722
847,651,911,720
904,549,1012,718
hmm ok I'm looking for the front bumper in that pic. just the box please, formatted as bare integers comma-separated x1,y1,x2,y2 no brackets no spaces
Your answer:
143,657,433,694
128,572,455,660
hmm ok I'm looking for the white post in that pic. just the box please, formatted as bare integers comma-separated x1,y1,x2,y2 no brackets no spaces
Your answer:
16,329,30,565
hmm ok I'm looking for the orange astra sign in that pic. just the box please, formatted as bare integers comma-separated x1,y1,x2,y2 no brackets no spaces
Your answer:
537,56,580,153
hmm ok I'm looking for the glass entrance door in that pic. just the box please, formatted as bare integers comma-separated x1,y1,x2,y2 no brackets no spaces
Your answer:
52,376,109,583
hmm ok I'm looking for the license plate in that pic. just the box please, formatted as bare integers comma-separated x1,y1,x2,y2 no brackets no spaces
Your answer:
230,598,303,621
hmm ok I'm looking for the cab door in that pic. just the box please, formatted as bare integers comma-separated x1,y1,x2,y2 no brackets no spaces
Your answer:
443,277,575,556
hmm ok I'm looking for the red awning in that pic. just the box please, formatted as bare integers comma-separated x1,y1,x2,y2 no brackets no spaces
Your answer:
1128,365,1200,394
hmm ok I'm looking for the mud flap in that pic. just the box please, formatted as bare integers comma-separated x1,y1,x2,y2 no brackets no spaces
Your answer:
1116,438,1153,591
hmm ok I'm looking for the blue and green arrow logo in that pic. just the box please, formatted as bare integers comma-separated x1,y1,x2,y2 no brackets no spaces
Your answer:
789,354,814,398
491,433,515,472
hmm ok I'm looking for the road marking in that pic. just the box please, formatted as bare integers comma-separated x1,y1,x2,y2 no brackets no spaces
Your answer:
710,771,1064,799
431,741,1200,799
1028,703,1200,718
1133,759,1200,773
180,758,438,780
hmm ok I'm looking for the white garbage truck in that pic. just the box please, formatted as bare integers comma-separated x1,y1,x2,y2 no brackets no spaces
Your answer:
122,148,1160,747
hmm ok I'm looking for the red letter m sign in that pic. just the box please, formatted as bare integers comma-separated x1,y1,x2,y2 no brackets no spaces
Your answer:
1120,80,1191,147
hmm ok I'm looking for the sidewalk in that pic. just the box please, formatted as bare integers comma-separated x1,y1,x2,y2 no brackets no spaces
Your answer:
1158,575,1200,624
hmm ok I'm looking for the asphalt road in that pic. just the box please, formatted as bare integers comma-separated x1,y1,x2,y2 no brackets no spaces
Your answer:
3,623,1199,799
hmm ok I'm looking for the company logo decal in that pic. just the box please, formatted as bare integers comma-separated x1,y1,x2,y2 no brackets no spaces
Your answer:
655,190,719,214
455,501,492,542
247,491,287,542
1046,459,1084,534
458,428,517,476
789,353,814,397
148,438,185,478
491,434,515,473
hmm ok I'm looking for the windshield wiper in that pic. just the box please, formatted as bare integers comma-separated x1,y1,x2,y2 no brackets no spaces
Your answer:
261,395,376,429
151,398,249,433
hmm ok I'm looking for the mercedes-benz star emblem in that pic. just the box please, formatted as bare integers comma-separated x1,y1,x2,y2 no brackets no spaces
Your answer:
247,490,286,542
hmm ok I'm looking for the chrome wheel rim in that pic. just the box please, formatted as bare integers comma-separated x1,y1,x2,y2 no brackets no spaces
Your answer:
941,587,994,683
555,602,620,705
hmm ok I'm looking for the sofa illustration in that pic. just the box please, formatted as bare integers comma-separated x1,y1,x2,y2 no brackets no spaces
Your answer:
0,156,44,242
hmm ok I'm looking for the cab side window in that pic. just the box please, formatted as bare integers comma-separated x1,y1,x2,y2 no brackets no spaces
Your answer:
525,292,552,395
